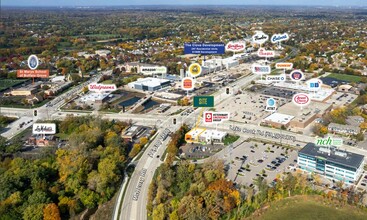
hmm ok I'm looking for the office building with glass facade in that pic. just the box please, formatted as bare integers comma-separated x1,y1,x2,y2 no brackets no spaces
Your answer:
297,143,365,184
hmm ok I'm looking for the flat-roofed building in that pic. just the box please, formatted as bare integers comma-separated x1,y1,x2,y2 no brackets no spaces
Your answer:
199,129,227,143
9,82,41,96
328,123,361,135
273,81,336,102
263,113,294,128
128,77,171,91
298,143,365,184
277,101,332,129
80,92,112,104
185,128,227,144
121,125,144,142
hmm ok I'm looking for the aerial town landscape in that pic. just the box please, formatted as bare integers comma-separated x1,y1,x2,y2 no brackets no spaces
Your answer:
1,1,367,220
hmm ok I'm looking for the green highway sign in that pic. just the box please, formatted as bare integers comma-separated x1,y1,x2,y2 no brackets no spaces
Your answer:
193,96,214,107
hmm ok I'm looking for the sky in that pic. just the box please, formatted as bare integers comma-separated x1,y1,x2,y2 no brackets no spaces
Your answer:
1,0,367,7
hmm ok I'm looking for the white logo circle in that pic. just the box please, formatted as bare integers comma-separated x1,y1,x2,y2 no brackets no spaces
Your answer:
28,55,39,70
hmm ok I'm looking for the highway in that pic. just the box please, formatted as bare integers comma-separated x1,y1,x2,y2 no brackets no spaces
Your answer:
115,72,274,220
1,62,366,220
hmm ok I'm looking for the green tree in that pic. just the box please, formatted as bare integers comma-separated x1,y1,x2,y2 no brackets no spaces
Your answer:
23,204,45,220
79,189,99,209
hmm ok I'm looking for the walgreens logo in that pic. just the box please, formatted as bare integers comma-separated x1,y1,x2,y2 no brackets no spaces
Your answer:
292,93,311,107
88,83,117,92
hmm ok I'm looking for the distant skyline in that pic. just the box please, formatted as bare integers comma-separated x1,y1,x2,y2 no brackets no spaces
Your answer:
2,0,367,7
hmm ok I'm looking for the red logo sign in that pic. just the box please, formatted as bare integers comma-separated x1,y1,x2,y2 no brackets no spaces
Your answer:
205,112,213,123
183,79,192,88
257,48,275,57
17,70,49,78
226,42,246,52
292,93,310,106
182,77,194,91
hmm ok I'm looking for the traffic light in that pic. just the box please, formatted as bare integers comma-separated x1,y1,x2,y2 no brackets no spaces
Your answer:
173,118,176,125
226,88,230,94
33,110,38,117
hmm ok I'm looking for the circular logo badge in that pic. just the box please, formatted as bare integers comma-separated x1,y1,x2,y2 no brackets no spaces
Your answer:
290,70,304,82
28,55,39,70
188,63,202,77
267,98,276,107
292,93,311,107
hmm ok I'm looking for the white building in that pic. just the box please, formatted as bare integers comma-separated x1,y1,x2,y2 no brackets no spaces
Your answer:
127,77,171,91
263,113,294,128
95,49,111,57
298,143,365,184
185,128,227,144
80,92,112,103
202,56,239,71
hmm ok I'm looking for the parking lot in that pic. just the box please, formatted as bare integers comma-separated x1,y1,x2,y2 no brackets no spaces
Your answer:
326,91,358,107
181,143,225,159
224,141,298,187
357,172,367,190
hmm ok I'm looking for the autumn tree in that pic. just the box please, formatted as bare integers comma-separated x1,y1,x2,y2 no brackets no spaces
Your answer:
43,203,61,220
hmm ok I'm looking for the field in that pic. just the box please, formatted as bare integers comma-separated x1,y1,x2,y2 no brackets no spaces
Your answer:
251,195,367,220
223,135,240,146
102,79,113,84
0,79,27,91
326,73,363,83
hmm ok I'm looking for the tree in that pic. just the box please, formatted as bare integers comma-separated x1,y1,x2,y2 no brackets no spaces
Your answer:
152,203,166,220
43,203,61,220
79,189,99,209
23,204,45,220
128,143,142,158
140,137,149,146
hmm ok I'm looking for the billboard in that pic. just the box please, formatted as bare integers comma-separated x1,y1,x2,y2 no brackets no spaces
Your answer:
182,77,194,91
251,64,271,74
88,83,117,92
17,70,49,78
140,66,167,75
193,96,214,107
225,41,246,52
203,111,230,124
184,42,225,55
257,48,275,58
32,123,56,134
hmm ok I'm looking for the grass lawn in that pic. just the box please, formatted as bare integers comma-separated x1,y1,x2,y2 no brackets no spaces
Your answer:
252,195,367,220
326,73,363,83
0,79,27,91
223,134,240,146
102,79,113,84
